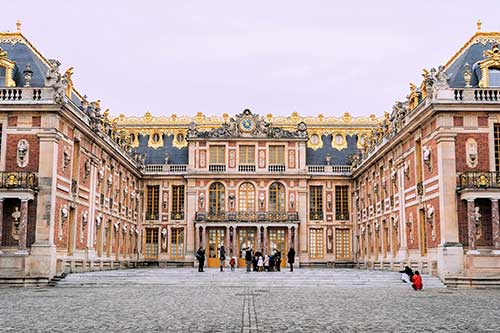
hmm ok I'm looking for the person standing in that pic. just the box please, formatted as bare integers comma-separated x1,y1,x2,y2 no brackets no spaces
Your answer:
219,245,226,272
245,247,253,272
257,256,264,272
287,247,295,272
264,255,270,272
275,250,281,272
196,247,205,272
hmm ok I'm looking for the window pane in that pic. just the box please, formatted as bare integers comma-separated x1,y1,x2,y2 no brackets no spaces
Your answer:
489,68,500,87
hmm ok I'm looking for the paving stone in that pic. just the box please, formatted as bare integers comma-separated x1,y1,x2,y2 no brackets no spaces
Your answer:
0,268,498,332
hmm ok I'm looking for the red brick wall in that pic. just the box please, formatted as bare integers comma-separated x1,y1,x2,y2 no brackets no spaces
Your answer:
5,134,39,172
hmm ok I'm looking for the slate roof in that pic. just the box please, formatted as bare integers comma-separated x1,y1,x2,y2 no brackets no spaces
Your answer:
0,41,48,87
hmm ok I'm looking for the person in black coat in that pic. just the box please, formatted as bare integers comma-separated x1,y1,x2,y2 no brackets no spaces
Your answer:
287,247,296,272
245,247,253,272
399,265,414,283
196,247,205,272
275,250,281,272
219,245,226,272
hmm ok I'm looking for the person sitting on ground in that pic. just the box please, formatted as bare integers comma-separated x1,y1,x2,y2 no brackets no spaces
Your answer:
264,255,270,272
412,271,423,291
399,265,414,283
257,256,264,272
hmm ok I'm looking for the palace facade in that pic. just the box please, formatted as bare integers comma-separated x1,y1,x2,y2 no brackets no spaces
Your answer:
1,23,500,285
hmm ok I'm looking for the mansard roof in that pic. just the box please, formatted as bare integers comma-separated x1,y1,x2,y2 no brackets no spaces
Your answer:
444,31,500,88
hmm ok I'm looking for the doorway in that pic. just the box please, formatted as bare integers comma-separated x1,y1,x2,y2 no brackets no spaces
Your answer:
237,228,256,267
207,228,225,268
268,228,287,267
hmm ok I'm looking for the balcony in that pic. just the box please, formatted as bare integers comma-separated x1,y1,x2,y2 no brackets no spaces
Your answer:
309,211,324,221
209,164,226,172
143,164,187,175
457,172,500,190
195,211,299,223
268,164,286,173
307,165,352,176
171,211,185,220
335,212,350,221
238,165,256,173
0,87,54,103
0,171,38,190
145,211,159,221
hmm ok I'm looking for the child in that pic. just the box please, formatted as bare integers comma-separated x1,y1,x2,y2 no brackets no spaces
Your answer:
257,256,264,272
264,255,270,272
412,271,423,291
229,257,236,271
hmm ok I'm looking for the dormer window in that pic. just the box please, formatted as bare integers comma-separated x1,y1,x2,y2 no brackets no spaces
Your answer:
478,44,500,88
0,47,16,87
488,68,500,87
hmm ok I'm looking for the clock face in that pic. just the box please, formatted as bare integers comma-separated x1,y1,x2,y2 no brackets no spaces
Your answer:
239,117,255,133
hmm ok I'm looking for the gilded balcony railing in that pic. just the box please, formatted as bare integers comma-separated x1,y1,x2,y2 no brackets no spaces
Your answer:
457,171,500,189
0,171,38,190
171,211,185,220
195,211,299,223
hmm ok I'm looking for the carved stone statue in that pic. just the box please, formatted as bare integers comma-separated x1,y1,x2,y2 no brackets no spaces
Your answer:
463,63,472,87
11,206,21,240
423,146,432,170
45,59,66,104
187,122,198,138
17,139,29,168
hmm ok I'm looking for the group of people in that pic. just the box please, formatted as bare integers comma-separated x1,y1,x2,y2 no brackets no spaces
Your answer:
195,246,296,272
399,266,423,291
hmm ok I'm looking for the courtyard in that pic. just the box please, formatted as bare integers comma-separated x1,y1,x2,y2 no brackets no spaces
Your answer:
0,268,499,332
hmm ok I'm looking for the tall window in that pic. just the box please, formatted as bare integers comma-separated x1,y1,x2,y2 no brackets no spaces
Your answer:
495,124,500,172
144,228,159,259
269,145,285,165
146,185,160,220
269,182,285,212
309,228,324,258
335,185,349,220
239,145,255,164
335,228,350,259
239,182,255,212
309,186,323,220
171,185,185,219
0,67,5,86
209,182,225,215
171,228,184,258
209,145,225,164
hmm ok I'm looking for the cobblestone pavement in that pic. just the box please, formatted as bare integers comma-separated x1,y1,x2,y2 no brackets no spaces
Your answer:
0,268,499,332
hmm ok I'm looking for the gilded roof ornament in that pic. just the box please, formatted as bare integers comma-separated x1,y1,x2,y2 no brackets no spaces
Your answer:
477,19,482,31
16,20,21,32
0,47,8,59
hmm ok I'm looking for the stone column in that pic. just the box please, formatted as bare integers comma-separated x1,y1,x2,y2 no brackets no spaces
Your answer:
436,132,463,278
0,198,3,254
185,184,197,256
491,199,500,254
287,226,292,251
467,199,479,254
263,226,268,255
16,199,29,254
297,189,307,257
201,225,206,250
225,225,231,256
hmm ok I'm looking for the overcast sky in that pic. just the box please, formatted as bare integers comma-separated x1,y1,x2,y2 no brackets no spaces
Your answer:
2,1,498,117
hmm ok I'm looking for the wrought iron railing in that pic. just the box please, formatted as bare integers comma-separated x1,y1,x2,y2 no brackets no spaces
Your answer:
457,171,500,189
0,171,38,190
145,211,159,220
196,211,299,223
309,211,324,220
171,211,184,220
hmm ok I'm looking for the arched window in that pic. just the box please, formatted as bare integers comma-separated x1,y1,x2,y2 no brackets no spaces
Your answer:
209,182,225,215
269,182,285,212
239,182,255,212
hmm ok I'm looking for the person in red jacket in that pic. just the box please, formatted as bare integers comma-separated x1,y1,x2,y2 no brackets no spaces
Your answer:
412,271,423,291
